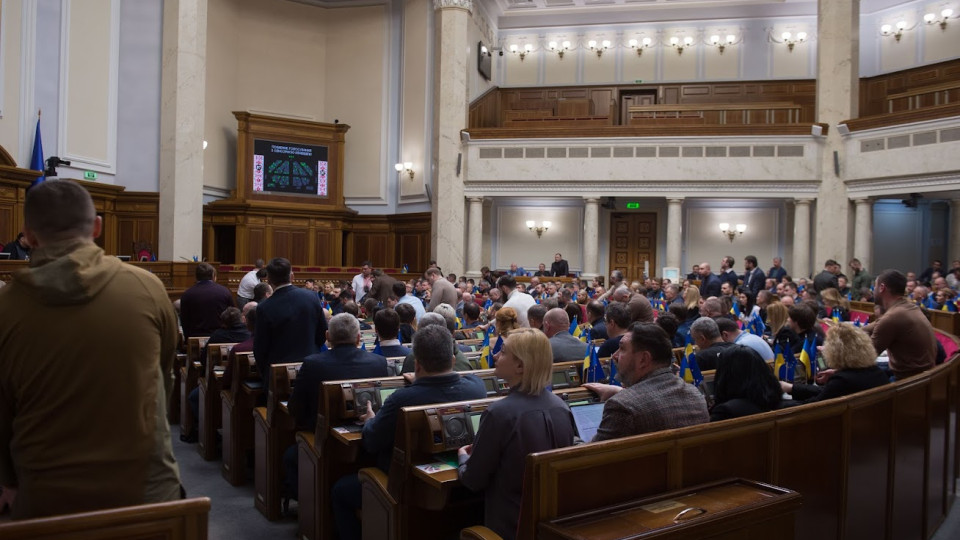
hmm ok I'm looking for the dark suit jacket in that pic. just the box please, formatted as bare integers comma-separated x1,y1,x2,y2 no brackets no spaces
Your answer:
695,341,736,371
719,270,739,290
363,372,486,471
813,270,839,294
743,268,766,296
253,285,329,381
768,266,787,283
288,345,390,431
179,280,234,341
790,366,889,404
551,260,569,277
368,274,398,304
699,273,722,298
378,344,411,359
550,332,587,363
710,398,772,421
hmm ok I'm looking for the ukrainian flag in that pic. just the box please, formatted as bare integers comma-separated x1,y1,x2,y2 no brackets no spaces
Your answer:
456,316,463,330
478,328,491,369
582,342,604,383
774,341,790,381
831,308,840,324
680,334,703,386
578,326,591,344
943,299,957,312
569,316,579,335
798,334,816,381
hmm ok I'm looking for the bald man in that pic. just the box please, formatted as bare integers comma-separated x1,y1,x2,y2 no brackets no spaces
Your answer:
541,308,587,363
698,262,722,298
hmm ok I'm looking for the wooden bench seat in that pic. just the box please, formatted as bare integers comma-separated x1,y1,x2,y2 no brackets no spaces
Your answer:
180,336,209,439
254,362,302,521
197,342,240,460
458,355,960,540
0,497,211,540
221,351,260,486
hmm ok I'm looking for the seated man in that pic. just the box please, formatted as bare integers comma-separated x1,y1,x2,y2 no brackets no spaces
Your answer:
542,308,587,363
284,314,391,503
585,323,709,441
373,308,411,358
787,304,824,355
715,316,774,361
332,325,487,540
527,304,547,331
690,317,735,371
585,300,608,340
865,269,937,380
401,313,474,373
505,263,526,277
597,302,631,359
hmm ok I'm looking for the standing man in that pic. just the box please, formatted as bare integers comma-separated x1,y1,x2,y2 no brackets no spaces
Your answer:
179,262,234,342
742,255,766,296
698,262,722,298
768,257,788,283
237,259,265,307
498,275,537,328
352,261,374,302
393,281,426,322
0,180,181,518
367,269,398,305
718,256,739,291
254,257,328,381
426,267,458,311
848,259,872,300
813,259,841,295
551,253,569,277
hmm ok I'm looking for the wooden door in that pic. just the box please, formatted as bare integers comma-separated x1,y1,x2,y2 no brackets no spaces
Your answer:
609,213,657,282
620,90,657,124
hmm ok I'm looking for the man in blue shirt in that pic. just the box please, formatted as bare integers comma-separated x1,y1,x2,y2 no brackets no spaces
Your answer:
331,325,486,540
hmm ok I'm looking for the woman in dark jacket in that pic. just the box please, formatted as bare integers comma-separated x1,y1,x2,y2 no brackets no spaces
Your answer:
781,322,888,404
710,345,783,421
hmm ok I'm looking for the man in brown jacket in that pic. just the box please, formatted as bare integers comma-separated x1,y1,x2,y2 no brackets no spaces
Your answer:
865,269,937,380
0,180,181,519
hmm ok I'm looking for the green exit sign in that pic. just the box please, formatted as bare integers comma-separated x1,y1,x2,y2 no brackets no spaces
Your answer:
625,202,640,209
83,171,97,180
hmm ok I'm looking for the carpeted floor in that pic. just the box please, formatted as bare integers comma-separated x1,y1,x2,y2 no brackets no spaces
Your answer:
172,433,298,540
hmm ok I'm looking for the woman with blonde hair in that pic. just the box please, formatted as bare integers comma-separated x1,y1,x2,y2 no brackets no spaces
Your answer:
457,328,577,540
494,306,521,336
683,286,701,313
780,323,888,403
765,302,801,354
819,288,850,321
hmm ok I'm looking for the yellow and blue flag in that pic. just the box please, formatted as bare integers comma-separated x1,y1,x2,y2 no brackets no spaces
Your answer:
773,341,786,380
943,299,957,312
679,334,703,386
799,333,818,381
478,328,492,369
568,316,579,335
582,342,604,383
831,308,840,324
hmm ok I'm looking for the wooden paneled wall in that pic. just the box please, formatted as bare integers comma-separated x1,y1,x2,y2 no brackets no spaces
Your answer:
346,213,431,270
860,58,960,116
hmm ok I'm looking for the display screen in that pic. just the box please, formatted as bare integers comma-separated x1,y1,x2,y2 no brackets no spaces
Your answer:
552,372,569,385
469,412,483,434
570,402,605,442
483,378,497,392
253,138,329,196
378,387,398,402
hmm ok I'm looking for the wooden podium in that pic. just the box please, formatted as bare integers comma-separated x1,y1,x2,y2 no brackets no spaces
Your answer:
203,112,356,266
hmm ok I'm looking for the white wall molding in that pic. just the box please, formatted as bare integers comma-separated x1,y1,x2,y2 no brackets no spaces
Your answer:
56,0,120,174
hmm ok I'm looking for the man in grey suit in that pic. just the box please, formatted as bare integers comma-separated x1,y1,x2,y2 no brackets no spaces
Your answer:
585,323,709,441
542,308,587,363
426,267,458,311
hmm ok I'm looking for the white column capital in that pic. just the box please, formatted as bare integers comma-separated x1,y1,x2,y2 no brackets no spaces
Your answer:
583,197,601,204
852,197,873,205
434,0,472,12
467,196,485,204
666,197,685,205
794,198,815,206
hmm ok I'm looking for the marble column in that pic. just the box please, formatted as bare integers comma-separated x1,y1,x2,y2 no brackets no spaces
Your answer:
814,0,859,267
665,198,684,270
430,0,471,276
159,0,207,261
793,199,813,279
950,200,960,264
853,198,873,271
582,198,600,279
466,197,484,278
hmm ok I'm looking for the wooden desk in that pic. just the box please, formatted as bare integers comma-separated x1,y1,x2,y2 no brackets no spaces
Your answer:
538,478,800,540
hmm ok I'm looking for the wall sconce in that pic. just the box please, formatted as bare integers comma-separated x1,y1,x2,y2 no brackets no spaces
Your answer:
924,8,954,29
780,31,807,51
719,223,746,242
509,43,534,60
394,162,414,180
709,34,737,54
880,21,910,41
628,37,653,56
588,39,611,57
548,40,571,59
526,220,551,239
670,36,694,55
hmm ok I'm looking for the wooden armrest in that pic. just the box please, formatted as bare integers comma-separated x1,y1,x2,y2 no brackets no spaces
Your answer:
460,526,502,540
358,467,396,505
